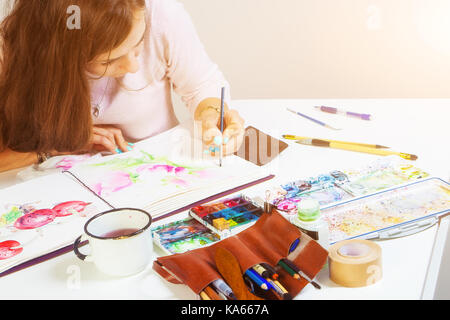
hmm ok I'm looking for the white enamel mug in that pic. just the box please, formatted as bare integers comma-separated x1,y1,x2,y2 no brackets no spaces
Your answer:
73,208,153,277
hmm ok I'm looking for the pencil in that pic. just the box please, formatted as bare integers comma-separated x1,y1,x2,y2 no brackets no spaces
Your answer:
204,285,224,300
277,260,300,279
200,291,211,300
283,135,389,149
219,87,225,167
296,139,418,161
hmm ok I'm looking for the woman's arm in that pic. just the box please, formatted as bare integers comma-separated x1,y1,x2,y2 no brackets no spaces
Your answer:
157,0,245,153
0,148,38,173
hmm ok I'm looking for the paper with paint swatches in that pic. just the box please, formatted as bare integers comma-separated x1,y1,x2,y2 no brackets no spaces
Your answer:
189,195,264,239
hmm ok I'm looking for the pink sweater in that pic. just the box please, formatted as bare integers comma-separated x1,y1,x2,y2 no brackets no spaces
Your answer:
89,0,230,142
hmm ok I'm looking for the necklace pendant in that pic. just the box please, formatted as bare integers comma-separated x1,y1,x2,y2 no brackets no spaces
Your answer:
93,105,100,118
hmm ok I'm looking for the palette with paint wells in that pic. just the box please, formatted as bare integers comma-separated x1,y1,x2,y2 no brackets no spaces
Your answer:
318,178,450,244
269,171,353,215
152,217,220,255
189,195,264,239
266,157,430,216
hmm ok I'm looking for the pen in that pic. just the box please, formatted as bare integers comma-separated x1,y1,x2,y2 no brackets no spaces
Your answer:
266,278,292,300
315,106,371,121
252,264,272,279
260,263,279,280
212,279,237,300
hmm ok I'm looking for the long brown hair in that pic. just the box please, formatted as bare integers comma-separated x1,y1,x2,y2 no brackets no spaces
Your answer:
0,0,146,153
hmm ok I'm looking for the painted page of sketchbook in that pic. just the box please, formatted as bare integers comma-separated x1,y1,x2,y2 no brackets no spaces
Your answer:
67,146,267,218
0,173,111,273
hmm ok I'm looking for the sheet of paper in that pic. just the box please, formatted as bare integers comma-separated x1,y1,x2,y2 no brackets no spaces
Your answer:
68,142,267,218
0,173,111,273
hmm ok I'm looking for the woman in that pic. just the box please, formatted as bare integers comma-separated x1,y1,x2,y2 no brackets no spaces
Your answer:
0,0,245,173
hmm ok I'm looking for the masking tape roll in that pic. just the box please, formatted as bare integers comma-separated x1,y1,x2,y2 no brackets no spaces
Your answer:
328,239,382,288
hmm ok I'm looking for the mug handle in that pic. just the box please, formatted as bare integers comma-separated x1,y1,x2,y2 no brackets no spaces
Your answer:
73,234,93,262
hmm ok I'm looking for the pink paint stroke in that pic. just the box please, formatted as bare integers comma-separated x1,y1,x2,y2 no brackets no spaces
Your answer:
92,171,133,196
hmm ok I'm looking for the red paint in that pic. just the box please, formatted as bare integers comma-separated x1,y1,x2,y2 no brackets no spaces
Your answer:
0,240,23,260
52,201,91,217
14,209,57,230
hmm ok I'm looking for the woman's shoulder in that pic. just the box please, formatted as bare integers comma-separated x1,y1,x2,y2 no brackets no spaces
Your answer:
146,0,189,29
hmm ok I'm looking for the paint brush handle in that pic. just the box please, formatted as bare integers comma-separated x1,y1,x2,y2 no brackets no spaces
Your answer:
287,108,326,126
329,142,418,160
346,111,371,120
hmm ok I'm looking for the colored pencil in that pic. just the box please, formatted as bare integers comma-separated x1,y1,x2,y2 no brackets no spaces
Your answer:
245,269,269,290
287,108,341,130
277,260,300,279
296,139,418,161
283,135,389,149
315,106,371,121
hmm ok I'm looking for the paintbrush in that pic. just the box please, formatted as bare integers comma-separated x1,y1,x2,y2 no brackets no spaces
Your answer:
283,135,389,149
297,138,418,161
287,108,341,130
219,87,225,167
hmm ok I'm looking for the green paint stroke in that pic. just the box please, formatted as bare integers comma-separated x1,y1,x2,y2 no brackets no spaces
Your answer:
0,207,23,227
91,151,206,173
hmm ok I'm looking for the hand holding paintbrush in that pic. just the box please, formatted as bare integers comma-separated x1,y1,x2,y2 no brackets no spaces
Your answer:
195,88,245,160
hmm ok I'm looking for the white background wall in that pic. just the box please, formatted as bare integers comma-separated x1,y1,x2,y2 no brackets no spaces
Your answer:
2,0,449,100
179,0,450,99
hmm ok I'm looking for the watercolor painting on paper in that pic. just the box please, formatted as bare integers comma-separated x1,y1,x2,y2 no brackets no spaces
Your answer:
68,149,264,212
0,174,110,273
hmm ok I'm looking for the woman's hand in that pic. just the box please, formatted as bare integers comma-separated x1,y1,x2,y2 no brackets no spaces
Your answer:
199,107,245,155
88,125,134,154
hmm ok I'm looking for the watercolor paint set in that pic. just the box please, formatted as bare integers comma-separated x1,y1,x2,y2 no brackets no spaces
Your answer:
151,195,265,255
151,217,220,255
313,177,450,243
189,195,264,239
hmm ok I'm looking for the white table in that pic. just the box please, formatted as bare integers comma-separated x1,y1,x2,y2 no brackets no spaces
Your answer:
0,99,449,300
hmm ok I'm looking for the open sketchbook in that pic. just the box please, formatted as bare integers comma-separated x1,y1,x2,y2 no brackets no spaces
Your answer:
0,136,270,275
0,174,111,274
